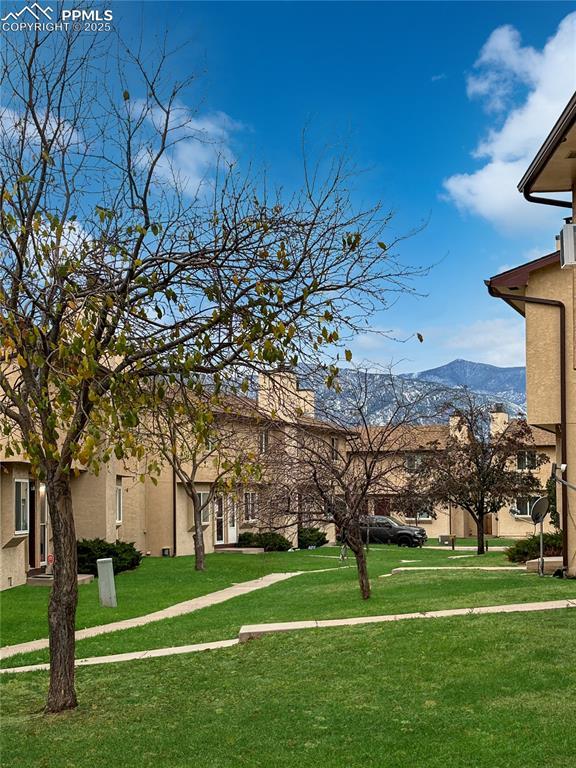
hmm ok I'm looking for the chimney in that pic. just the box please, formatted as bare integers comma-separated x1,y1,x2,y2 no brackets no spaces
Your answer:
257,370,315,419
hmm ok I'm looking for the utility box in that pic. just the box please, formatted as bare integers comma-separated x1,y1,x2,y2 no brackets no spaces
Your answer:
96,558,117,608
161,547,171,557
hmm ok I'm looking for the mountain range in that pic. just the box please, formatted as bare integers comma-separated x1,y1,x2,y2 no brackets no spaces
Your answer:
313,359,527,425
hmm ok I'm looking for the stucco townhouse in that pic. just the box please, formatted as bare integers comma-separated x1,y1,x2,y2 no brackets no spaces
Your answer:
0,370,338,589
360,410,555,541
486,91,576,576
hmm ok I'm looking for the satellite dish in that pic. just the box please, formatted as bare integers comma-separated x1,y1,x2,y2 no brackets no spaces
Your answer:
530,496,549,524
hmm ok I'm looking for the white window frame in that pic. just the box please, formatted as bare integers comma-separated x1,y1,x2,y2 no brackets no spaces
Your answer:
199,491,211,524
259,430,269,455
14,479,30,535
405,508,433,521
517,450,537,471
115,478,123,525
514,496,540,519
331,437,338,462
244,491,258,522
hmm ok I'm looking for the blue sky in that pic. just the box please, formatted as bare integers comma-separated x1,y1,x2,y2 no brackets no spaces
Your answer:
116,2,574,372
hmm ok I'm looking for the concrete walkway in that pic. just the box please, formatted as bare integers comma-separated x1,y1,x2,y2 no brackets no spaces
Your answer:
389,566,523,575
2,598,574,675
238,598,576,642
0,571,310,661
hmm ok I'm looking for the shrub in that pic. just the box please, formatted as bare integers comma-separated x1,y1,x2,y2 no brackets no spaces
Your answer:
298,527,328,549
77,538,143,576
256,532,292,552
237,531,292,551
237,531,259,547
505,532,563,563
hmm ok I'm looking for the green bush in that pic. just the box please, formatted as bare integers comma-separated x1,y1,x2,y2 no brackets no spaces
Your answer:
298,527,328,549
237,532,259,547
256,532,292,552
237,531,292,551
77,538,143,576
505,532,563,563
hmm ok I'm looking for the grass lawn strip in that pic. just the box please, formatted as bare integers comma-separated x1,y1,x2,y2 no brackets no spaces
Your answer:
2,611,575,768
3,564,574,670
0,546,511,649
0,570,320,661
3,597,575,675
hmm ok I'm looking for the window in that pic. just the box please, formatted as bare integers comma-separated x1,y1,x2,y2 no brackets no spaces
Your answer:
405,454,422,473
406,507,433,521
115,478,123,525
244,492,258,522
515,497,540,517
517,451,537,470
259,431,269,455
331,437,338,461
14,479,29,534
199,492,210,524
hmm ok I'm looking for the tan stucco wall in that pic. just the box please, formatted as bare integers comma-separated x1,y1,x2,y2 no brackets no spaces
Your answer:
0,463,29,589
524,262,576,574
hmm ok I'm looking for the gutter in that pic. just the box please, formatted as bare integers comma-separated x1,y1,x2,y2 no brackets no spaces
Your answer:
517,91,576,209
487,284,568,572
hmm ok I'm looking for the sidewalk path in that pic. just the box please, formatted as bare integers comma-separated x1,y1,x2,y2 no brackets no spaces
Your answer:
389,566,523,575
2,598,574,675
238,598,576,642
0,570,317,661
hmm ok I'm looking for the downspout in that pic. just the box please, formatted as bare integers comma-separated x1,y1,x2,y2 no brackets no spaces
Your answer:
172,465,177,558
487,285,568,571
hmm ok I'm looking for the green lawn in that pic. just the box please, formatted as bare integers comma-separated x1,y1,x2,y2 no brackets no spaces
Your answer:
0,549,347,648
0,545,510,649
3,547,575,670
2,610,575,768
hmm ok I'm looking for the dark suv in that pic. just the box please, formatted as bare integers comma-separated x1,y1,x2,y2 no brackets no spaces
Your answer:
358,515,427,548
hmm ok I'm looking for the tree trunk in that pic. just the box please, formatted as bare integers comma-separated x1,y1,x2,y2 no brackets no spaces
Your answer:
347,524,371,599
193,501,206,572
476,517,486,555
45,470,78,713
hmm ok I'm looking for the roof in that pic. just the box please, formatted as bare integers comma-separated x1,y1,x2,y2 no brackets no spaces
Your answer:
485,251,560,316
486,251,560,290
518,91,576,196
527,425,556,447
365,424,449,452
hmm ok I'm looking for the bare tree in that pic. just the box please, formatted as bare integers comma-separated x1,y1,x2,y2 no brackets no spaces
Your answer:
259,369,433,598
409,394,548,554
0,28,422,711
144,381,263,571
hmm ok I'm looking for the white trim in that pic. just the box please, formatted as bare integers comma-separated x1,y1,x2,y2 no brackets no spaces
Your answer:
199,491,210,525
214,497,225,544
14,478,29,535
115,478,123,525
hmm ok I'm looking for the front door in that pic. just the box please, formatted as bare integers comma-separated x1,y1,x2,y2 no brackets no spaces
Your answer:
227,497,238,544
215,497,225,544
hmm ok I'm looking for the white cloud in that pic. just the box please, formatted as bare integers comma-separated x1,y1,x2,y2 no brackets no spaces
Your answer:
441,317,525,367
443,13,576,234
136,103,244,197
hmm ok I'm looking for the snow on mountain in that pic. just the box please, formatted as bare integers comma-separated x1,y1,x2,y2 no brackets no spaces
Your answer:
312,360,526,426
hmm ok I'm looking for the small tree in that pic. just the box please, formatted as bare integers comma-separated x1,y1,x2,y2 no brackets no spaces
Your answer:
145,382,262,571
261,369,431,598
410,395,547,554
